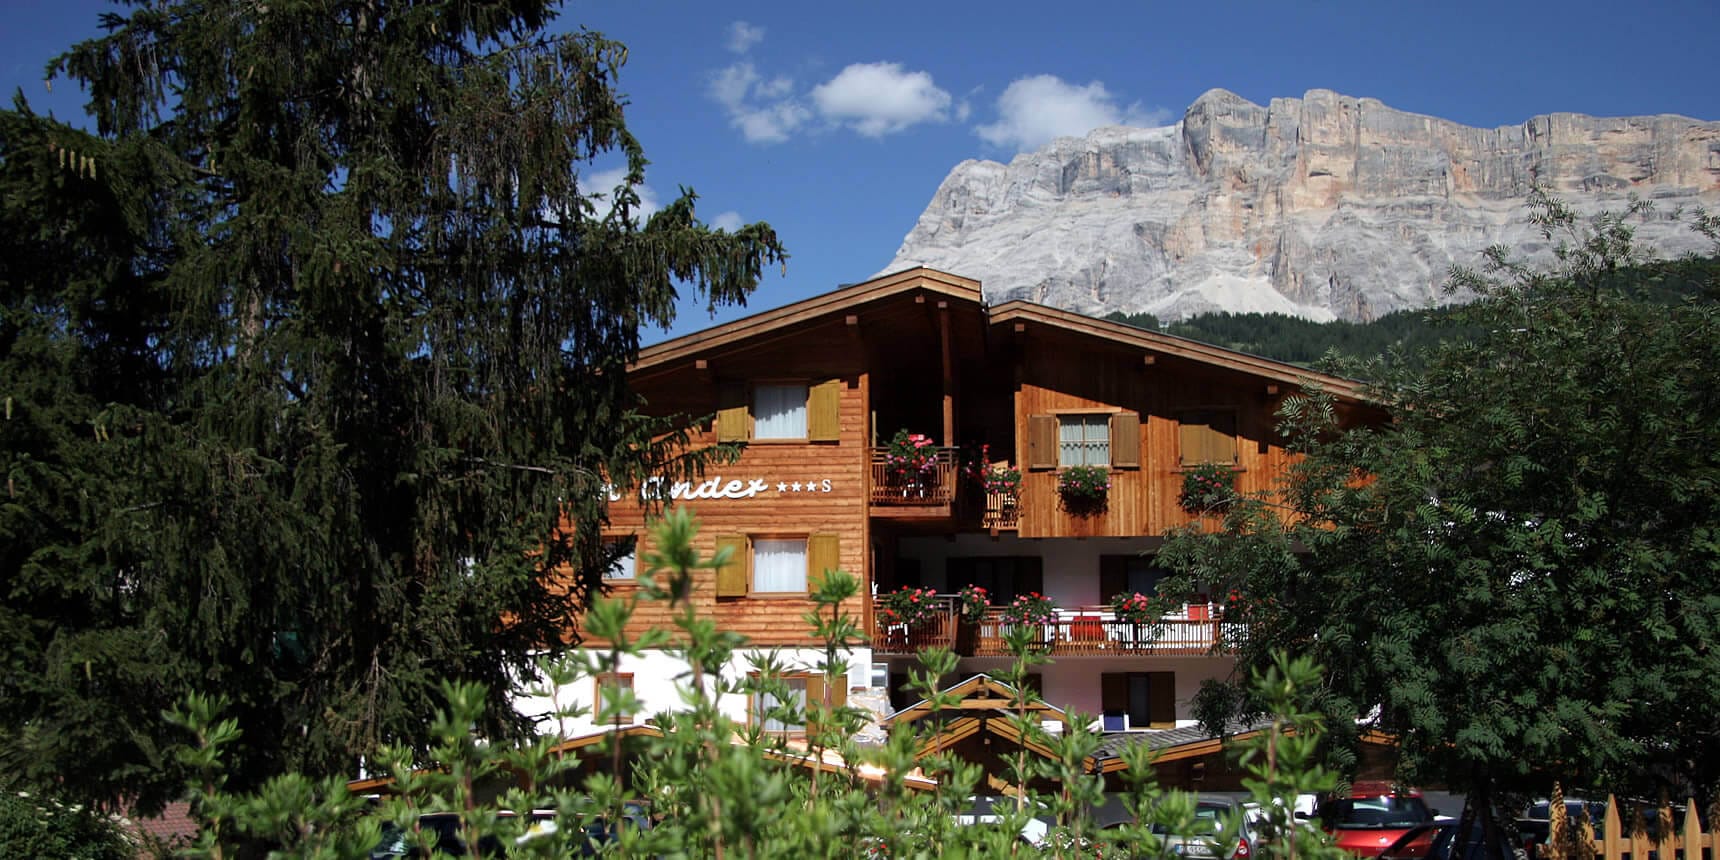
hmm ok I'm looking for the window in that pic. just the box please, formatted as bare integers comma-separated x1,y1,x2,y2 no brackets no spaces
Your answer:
603,538,637,581
1059,414,1110,466
714,534,840,598
754,675,809,734
593,673,635,723
748,672,848,734
751,538,807,592
1100,555,1173,603
753,383,809,439
1178,409,1238,466
946,556,1044,605
1101,671,1176,730
1027,412,1139,470
717,379,841,442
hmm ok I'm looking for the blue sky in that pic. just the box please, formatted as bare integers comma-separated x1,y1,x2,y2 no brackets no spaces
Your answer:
7,1,1720,340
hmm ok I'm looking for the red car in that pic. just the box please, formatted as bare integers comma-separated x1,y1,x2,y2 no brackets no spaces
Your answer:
1319,782,1436,857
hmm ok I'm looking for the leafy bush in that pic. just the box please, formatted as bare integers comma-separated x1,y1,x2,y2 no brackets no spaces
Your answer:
157,508,1355,859
0,791,134,860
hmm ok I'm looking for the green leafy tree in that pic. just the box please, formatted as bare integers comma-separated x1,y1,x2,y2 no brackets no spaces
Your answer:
1163,194,1720,813
0,0,784,812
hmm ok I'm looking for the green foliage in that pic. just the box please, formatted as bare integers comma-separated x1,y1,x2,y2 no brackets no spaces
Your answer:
0,791,135,860
157,508,1351,857
1179,461,1240,514
0,0,785,813
1056,464,1111,515
1160,193,1720,801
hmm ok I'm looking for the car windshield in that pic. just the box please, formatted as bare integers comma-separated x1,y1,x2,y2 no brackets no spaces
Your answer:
1325,796,1432,829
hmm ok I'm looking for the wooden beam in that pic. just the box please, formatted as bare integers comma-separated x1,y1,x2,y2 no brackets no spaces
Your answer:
694,359,708,371
940,305,955,446
1013,322,1026,334
1143,354,1157,367
1265,384,1279,396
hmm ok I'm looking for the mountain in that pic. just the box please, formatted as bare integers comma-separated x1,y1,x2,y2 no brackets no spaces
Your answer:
885,89,1720,321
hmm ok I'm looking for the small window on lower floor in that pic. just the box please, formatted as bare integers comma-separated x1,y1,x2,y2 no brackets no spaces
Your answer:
604,537,637,582
752,675,809,734
594,672,635,723
1101,671,1176,730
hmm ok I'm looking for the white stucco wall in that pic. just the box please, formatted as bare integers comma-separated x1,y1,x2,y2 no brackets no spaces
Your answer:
514,646,873,737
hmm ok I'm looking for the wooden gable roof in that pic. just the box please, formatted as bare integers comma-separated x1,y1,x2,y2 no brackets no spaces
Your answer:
988,300,1371,403
631,267,983,375
882,673,1069,727
630,266,1373,405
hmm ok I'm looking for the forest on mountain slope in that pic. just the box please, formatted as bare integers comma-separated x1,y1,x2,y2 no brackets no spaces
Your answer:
1105,254,1719,368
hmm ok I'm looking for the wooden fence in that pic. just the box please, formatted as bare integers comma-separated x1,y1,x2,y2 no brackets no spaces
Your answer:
1539,783,1717,860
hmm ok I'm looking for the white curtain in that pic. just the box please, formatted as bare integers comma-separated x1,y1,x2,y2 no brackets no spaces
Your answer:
759,677,808,733
753,384,807,439
1059,415,1109,466
752,538,806,592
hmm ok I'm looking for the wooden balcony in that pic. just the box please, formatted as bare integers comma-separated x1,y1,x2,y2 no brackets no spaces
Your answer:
869,447,958,518
981,488,1020,531
871,599,1234,657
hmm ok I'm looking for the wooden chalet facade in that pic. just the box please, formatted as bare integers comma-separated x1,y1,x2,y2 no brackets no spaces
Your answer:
525,267,1373,743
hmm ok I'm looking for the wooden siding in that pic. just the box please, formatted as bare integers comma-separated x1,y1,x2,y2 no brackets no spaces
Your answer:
1010,329,1304,538
591,329,876,647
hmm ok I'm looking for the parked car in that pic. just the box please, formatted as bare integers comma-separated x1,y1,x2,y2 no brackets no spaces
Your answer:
1319,782,1437,857
371,805,651,858
954,795,1051,847
1515,798,1607,859
1379,821,1524,860
1153,796,1258,860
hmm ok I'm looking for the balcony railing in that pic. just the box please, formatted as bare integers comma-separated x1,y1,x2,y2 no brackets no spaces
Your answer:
982,488,1020,530
869,447,958,506
871,599,1234,657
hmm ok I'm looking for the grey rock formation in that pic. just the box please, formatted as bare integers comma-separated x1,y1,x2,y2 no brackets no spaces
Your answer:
886,89,1720,321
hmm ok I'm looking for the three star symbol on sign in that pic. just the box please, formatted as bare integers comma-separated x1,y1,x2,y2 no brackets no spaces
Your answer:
775,480,827,493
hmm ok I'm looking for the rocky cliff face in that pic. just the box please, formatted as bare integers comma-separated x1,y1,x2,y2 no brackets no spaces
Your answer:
885,89,1720,321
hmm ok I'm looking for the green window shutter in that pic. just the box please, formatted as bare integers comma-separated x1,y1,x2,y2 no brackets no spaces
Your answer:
1109,412,1140,468
715,534,748,597
807,379,841,442
807,533,840,593
1027,414,1057,469
716,381,749,443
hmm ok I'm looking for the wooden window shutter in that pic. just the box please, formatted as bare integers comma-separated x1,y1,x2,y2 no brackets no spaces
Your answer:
716,381,749,443
1027,414,1057,470
1099,556,1128,604
1179,413,1209,466
1109,412,1141,468
1147,671,1177,727
715,534,748,597
806,533,840,593
1101,673,1128,715
807,379,841,442
805,674,825,710
1211,411,1238,464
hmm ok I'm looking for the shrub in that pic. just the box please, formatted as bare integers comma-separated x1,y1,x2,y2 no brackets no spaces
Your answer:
0,792,134,860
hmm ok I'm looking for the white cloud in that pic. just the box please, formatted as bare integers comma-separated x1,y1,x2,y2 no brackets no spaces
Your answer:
975,74,1171,152
708,61,811,144
585,166,660,222
709,211,745,232
810,62,952,137
727,21,765,54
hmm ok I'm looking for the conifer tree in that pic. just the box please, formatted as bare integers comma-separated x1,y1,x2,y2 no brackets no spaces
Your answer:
0,0,784,811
